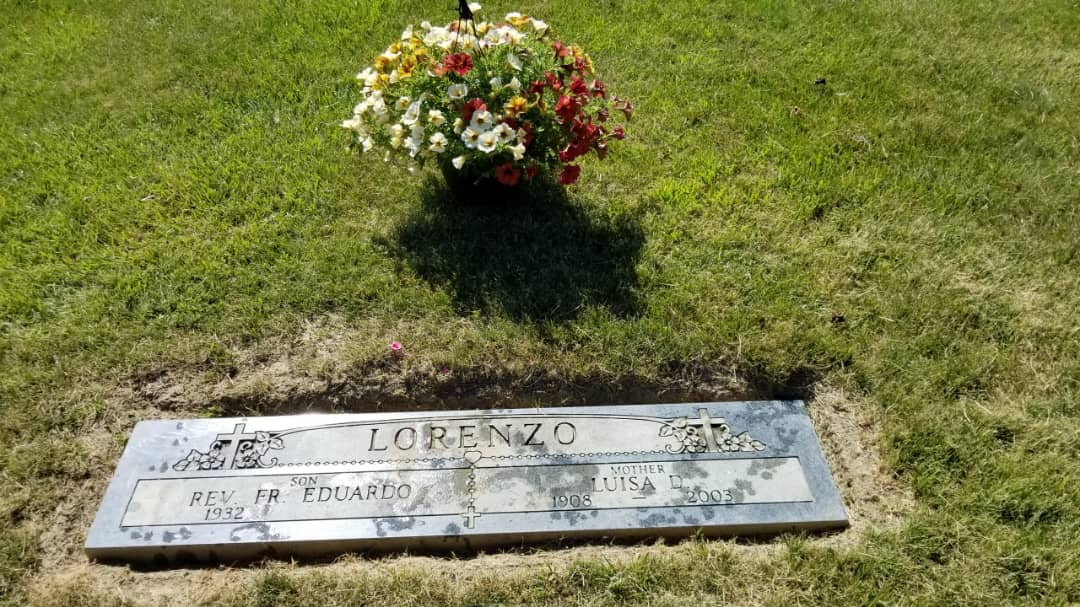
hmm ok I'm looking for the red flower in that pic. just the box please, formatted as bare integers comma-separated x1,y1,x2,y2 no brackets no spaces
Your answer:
545,71,563,91
462,98,488,121
590,79,606,98
612,125,626,140
520,121,535,146
616,97,634,121
554,95,580,123
526,163,539,181
559,141,589,163
569,76,589,97
438,53,473,77
553,40,572,58
495,163,521,186
559,164,581,185
504,118,535,146
529,79,546,95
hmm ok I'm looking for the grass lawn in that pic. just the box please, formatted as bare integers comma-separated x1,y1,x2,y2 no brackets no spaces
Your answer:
2,0,1079,604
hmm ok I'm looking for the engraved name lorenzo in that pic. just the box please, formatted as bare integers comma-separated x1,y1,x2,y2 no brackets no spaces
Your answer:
171,409,766,472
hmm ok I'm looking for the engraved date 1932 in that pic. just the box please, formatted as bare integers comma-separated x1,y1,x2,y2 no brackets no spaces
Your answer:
204,506,246,521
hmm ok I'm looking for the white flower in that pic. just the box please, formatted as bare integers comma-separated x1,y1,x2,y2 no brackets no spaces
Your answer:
515,128,527,143
410,124,426,143
530,18,548,34
490,76,504,89
428,109,446,127
470,110,493,131
507,52,523,71
401,99,422,125
401,25,414,41
406,125,425,157
389,124,405,149
509,142,526,160
461,126,482,149
453,117,465,134
372,99,389,124
356,67,374,82
420,20,432,30
341,116,361,131
396,96,411,111
468,2,481,13
508,77,522,92
448,83,468,100
361,137,374,152
424,26,451,46
429,132,448,153
493,122,516,144
452,155,466,170
476,130,498,153
505,12,523,21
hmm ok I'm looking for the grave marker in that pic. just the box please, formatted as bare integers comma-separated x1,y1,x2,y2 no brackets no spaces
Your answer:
86,401,848,563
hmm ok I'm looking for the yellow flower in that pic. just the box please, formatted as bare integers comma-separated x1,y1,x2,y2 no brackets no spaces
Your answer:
505,12,530,27
373,74,390,90
504,96,529,118
373,55,393,73
397,56,418,79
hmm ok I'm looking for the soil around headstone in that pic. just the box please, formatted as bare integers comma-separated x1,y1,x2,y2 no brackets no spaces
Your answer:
24,325,911,604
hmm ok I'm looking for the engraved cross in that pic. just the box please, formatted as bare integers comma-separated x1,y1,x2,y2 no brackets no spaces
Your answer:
463,506,482,529
215,423,258,469
685,408,724,452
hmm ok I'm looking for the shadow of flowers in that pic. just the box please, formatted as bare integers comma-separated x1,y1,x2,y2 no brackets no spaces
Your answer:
385,176,644,322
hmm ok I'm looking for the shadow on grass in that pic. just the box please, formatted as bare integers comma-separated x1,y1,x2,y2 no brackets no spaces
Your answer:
386,175,644,323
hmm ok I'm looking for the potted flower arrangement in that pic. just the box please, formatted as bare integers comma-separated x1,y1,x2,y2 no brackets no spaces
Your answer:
341,4,632,199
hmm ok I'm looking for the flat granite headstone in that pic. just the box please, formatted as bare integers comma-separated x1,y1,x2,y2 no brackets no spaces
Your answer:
86,401,848,563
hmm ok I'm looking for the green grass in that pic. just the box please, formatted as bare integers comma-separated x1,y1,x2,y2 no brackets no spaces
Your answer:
2,0,1079,604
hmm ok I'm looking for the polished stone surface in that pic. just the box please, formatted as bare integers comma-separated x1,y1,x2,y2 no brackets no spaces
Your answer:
86,401,848,563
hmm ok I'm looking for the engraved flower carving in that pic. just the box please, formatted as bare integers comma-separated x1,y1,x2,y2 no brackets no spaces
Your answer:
235,431,285,469
718,431,765,452
659,417,707,453
172,441,226,471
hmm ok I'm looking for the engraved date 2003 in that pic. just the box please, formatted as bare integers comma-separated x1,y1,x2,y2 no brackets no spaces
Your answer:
685,488,735,504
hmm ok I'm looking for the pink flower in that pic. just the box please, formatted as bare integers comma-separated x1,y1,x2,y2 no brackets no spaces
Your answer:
495,163,522,186
438,53,473,77
390,341,403,354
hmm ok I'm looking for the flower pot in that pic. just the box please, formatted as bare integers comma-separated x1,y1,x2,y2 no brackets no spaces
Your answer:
439,162,523,205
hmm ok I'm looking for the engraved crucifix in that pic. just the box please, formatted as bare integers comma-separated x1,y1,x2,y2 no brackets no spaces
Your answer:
214,423,258,469
684,408,725,452
463,505,482,529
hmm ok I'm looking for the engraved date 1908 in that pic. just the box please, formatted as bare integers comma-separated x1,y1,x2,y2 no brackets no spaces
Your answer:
552,494,592,508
